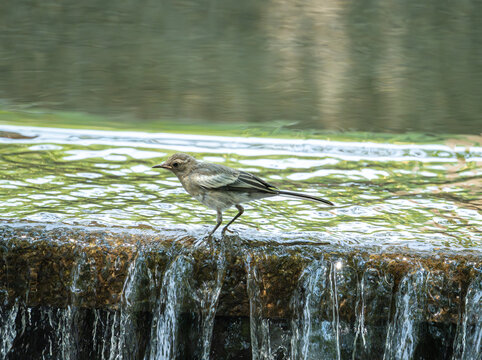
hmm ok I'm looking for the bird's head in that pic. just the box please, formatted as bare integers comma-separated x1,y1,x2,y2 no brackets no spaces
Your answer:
152,153,196,176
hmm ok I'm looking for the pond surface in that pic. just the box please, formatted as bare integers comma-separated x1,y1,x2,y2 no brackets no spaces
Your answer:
1,0,482,134
0,124,480,251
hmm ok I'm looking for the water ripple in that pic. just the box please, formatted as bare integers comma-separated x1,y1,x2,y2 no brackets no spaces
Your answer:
0,125,480,251
1,125,480,162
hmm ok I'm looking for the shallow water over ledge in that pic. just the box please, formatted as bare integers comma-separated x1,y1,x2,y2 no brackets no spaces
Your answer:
0,124,481,251
0,124,481,359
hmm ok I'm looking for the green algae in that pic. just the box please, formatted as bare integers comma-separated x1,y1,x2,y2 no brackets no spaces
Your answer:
1,223,480,323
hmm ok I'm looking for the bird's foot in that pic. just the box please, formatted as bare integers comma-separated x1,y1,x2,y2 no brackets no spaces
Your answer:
193,232,218,248
205,233,221,245
221,227,237,236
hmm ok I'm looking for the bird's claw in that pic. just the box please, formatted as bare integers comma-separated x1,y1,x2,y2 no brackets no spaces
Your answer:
221,227,237,236
206,233,220,245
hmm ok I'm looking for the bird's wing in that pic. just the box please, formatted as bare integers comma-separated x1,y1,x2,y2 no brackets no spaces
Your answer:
192,165,277,193
192,169,239,189
233,171,278,193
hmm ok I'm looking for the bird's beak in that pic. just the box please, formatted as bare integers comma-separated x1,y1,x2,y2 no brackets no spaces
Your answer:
152,163,171,169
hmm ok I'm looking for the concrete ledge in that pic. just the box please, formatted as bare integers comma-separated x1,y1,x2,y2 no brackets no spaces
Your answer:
1,222,480,324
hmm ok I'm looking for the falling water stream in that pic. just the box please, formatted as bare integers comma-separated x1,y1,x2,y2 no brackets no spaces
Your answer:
0,124,481,359
452,271,482,360
383,268,428,360
290,258,343,360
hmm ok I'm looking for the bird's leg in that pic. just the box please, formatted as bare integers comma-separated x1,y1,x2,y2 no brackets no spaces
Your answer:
221,205,244,235
208,210,223,238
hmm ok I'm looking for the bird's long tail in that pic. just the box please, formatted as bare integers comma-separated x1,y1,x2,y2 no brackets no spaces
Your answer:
278,190,334,206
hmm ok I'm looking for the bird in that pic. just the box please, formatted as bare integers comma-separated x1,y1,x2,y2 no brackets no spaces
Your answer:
153,153,333,236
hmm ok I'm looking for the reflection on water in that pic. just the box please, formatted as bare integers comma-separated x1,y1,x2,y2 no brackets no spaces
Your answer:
0,125,480,251
1,0,482,134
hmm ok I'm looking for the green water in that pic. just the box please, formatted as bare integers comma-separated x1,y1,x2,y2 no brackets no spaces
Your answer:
1,0,482,134
0,117,480,251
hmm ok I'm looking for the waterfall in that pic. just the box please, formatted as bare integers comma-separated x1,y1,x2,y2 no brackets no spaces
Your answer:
246,251,291,360
188,240,226,360
383,267,428,360
108,248,156,360
452,270,482,360
58,251,86,360
146,239,225,360
352,264,394,359
290,257,352,360
0,300,18,358
246,252,272,360
147,254,192,360
0,223,481,360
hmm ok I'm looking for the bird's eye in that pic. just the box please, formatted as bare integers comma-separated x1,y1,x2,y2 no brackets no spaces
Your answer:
172,162,179,168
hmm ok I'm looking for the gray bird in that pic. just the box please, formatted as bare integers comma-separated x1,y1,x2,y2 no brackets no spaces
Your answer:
153,153,333,236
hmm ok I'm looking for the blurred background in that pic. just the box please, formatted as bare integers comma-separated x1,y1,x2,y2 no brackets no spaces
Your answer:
1,0,481,134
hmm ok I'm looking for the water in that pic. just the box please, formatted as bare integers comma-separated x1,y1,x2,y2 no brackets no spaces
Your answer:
245,251,291,360
0,223,481,359
383,268,428,360
188,240,227,360
1,2,482,356
1,1,482,134
0,232,227,359
452,270,482,360
0,123,481,359
147,255,192,360
0,124,480,251
352,263,394,359
290,258,344,360
0,301,18,358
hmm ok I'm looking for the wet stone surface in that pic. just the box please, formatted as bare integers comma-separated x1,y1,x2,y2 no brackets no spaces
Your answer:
0,222,481,359
0,222,480,318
